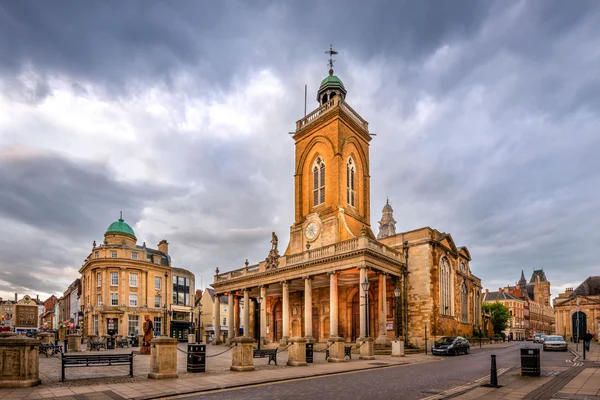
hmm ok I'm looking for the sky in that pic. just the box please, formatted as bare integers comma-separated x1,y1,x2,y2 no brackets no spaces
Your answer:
0,0,599,303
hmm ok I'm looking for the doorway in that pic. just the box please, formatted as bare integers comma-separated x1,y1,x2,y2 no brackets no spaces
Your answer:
572,311,587,340
274,301,282,342
312,307,320,341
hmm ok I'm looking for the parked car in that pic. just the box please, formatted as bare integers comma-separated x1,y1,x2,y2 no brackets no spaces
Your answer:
533,333,545,343
432,336,470,356
543,335,568,351
526,336,534,341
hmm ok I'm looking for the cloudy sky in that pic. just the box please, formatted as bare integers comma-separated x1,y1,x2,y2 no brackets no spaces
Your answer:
0,1,598,303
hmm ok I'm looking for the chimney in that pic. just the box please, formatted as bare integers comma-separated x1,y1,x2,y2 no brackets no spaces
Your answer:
158,240,169,254
15,293,17,302
485,289,489,294
36,294,39,302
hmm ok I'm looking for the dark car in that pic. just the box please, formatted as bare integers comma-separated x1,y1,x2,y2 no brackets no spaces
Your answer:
432,336,470,356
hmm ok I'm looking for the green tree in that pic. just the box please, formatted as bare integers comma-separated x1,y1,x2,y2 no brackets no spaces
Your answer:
482,302,510,335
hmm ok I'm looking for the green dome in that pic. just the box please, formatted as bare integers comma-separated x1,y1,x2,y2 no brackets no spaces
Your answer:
106,217,136,238
319,75,345,91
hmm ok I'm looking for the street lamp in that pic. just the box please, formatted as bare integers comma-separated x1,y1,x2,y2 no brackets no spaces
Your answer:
394,285,401,339
164,271,169,337
361,278,370,338
256,294,263,351
402,241,410,344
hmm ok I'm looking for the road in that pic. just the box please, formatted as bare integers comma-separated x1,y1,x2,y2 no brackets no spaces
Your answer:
174,343,574,400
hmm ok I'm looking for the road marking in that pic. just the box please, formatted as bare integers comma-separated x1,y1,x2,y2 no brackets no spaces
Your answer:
419,367,510,400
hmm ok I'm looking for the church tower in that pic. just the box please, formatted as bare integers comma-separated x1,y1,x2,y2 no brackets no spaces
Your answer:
285,48,373,255
377,199,397,239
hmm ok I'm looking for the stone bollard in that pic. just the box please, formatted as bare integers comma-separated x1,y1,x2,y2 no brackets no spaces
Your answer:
188,334,195,344
391,339,405,357
287,336,307,366
36,333,54,344
327,336,347,363
230,337,254,372
359,337,375,360
203,333,209,344
148,336,179,379
0,336,41,387
67,334,82,352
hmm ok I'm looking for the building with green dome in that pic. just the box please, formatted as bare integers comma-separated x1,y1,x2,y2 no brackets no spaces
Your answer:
79,214,196,343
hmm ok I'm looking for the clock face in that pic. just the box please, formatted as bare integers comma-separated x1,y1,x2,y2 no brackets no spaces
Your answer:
460,262,467,273
305,222,319,241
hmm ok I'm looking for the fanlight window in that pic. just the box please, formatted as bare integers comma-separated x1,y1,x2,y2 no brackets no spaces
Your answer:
440,258,451,316
347,158,356,207
461,282,469,323
313,156,325,206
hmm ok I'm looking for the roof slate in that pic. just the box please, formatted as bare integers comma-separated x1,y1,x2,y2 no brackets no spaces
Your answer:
570,276,600,297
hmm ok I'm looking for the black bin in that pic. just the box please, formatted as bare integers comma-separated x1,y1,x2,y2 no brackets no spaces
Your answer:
306,342,314,363
521,347,540,376
106,337,115,350
130,336,139,347
188,344,206,373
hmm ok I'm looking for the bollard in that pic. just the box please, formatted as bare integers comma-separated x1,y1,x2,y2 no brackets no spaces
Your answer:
490,354,498,387
63,339,68,353
583,341,586,360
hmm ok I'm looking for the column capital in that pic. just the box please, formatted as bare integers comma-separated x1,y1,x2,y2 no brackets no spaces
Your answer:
327,270,338,276
303,276,313,281
280,280,289,286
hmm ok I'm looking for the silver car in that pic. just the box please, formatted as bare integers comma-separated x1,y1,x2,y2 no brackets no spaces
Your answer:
543,335,568,351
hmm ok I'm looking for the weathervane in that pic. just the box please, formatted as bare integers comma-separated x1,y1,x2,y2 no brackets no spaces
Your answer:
325,44,338,76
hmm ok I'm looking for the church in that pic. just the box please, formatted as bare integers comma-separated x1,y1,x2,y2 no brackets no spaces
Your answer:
211,52,482,351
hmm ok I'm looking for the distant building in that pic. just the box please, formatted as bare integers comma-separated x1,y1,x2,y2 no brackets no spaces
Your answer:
0,296,16,331
482,288,526,340
200,288,231,342
14,295,40,335
554,276,600,341
39,295,58,331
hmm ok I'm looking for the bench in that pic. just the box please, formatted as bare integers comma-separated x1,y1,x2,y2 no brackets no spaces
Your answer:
116,338,129,348
325,345,353,360
253,349,277,365
89,340,107,351
61,352,134,382
39,343,63,357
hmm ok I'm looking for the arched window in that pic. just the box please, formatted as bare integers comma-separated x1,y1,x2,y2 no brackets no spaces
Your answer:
461,282,468,323
313,156,325,206
347,157,356,207
475,290,481,325
440,258,451,316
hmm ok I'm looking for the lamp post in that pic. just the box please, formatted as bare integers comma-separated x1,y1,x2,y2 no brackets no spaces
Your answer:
256,294,263,351
361,278,370,338
394,284,401,338
164,271,169,337
196,303,203,343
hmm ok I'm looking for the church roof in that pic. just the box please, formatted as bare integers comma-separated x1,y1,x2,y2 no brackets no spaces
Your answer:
570,276,600,297
529,269,547,283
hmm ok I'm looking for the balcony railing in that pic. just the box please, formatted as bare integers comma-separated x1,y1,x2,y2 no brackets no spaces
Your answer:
295,97,368,131
215,237,402,283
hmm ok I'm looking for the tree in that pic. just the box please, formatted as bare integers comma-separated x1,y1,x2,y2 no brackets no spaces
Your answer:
482,302,510,336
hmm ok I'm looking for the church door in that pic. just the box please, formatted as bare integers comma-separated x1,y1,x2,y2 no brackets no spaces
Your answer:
352,292,360,341
312,307,320,341
274,302,283,342
572,312,587,340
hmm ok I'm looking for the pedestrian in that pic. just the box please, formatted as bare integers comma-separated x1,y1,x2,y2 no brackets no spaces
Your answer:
583,330,593,351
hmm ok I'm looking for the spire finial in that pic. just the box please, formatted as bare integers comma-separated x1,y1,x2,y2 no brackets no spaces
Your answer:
386,196,389,205
119,211,123,222
325,44,338,76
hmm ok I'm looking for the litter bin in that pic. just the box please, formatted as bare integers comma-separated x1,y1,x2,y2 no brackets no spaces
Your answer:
106,336,115,350
306,342,314,363
187,344,206,373
130,336,139,347
521,347,540,376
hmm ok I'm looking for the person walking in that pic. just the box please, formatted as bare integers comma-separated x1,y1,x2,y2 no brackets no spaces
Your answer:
583,330,593,351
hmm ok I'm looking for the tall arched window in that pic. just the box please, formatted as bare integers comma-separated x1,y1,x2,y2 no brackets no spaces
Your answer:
347,157,356,207
440,258,451,316
475,290,481,325
313,156,325,206
461,282,469,323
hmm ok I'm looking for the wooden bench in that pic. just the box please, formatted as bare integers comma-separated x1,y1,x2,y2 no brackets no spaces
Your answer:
116,338,129,348
61,352,134,382
89,340,107,351
39,343,63,357
253,349,277,365
325,345,353,360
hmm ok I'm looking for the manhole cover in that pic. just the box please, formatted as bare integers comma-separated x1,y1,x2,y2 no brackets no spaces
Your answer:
368,362,391,366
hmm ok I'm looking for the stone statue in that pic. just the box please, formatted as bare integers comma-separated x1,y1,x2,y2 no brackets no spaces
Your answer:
271,232,278,251
140,315,153,355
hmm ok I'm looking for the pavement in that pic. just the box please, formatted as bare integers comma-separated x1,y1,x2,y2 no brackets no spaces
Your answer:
445,341,600,400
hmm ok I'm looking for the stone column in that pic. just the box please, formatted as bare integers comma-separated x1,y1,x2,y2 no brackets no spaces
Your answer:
0,336,41,387
287,336,307,366
214,294,222,345
282,281,290,345
243,289,250,337
359,267,367,339
67,333,82,352
234,296,240,337
376,273,390,345
227,293,235,344
304,277,313,341
230,337,255,371
260,286,267,344
148,336,179,379
329,272,339,337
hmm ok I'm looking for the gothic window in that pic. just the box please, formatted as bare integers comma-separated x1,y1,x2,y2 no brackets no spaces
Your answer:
313,156,325,206
440,258,451,316
347,157,356,207
461,282,469,323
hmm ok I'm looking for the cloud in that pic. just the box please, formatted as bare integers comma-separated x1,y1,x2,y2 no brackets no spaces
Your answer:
0,0,599,303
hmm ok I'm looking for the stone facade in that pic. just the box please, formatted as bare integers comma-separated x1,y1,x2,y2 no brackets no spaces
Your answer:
211,63,480,348
79,216,195,340
554,276,600,341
